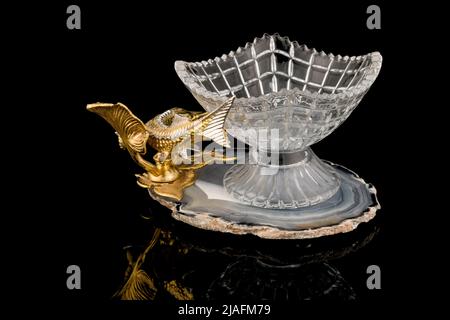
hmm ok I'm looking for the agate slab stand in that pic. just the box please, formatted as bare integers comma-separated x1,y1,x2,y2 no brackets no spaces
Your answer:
148,162,380,240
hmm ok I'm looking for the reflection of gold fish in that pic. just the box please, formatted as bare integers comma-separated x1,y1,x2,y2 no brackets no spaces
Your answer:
114,228,160,300
114,228,194,301
87,97,234,200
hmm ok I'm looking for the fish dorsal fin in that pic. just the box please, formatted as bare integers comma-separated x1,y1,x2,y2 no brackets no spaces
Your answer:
202,97,235,148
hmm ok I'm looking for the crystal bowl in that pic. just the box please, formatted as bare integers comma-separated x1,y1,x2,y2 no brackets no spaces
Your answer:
175,34,382,209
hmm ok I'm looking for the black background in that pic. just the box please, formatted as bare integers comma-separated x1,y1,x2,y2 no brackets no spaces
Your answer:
9,0,430,313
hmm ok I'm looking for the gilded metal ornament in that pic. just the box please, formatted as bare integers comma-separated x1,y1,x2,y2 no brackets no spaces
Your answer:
87,97,235,200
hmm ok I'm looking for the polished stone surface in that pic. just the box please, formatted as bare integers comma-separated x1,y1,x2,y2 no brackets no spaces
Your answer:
149,162,379,239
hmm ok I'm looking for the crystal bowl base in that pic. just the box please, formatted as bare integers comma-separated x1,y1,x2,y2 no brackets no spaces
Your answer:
223,148,341,209
148,162,380,240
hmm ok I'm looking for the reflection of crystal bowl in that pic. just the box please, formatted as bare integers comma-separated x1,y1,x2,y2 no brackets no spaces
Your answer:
175,34,382,209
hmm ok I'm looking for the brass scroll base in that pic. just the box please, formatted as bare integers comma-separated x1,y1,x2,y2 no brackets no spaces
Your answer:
137,169,196,201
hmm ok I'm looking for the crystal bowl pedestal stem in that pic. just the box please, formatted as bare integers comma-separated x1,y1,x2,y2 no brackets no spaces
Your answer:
223,148,340,209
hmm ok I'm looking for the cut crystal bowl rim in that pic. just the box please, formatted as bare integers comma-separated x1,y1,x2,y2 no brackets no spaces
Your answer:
175,33,382,106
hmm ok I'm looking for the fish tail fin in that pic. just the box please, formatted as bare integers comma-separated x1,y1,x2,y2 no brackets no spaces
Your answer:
201,97,235,148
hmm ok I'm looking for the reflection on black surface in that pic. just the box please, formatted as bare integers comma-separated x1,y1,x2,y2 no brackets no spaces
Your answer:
208,259,355,300
114,212,380,301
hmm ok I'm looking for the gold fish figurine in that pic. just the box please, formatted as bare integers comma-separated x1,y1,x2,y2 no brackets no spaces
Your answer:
86,97,235,200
